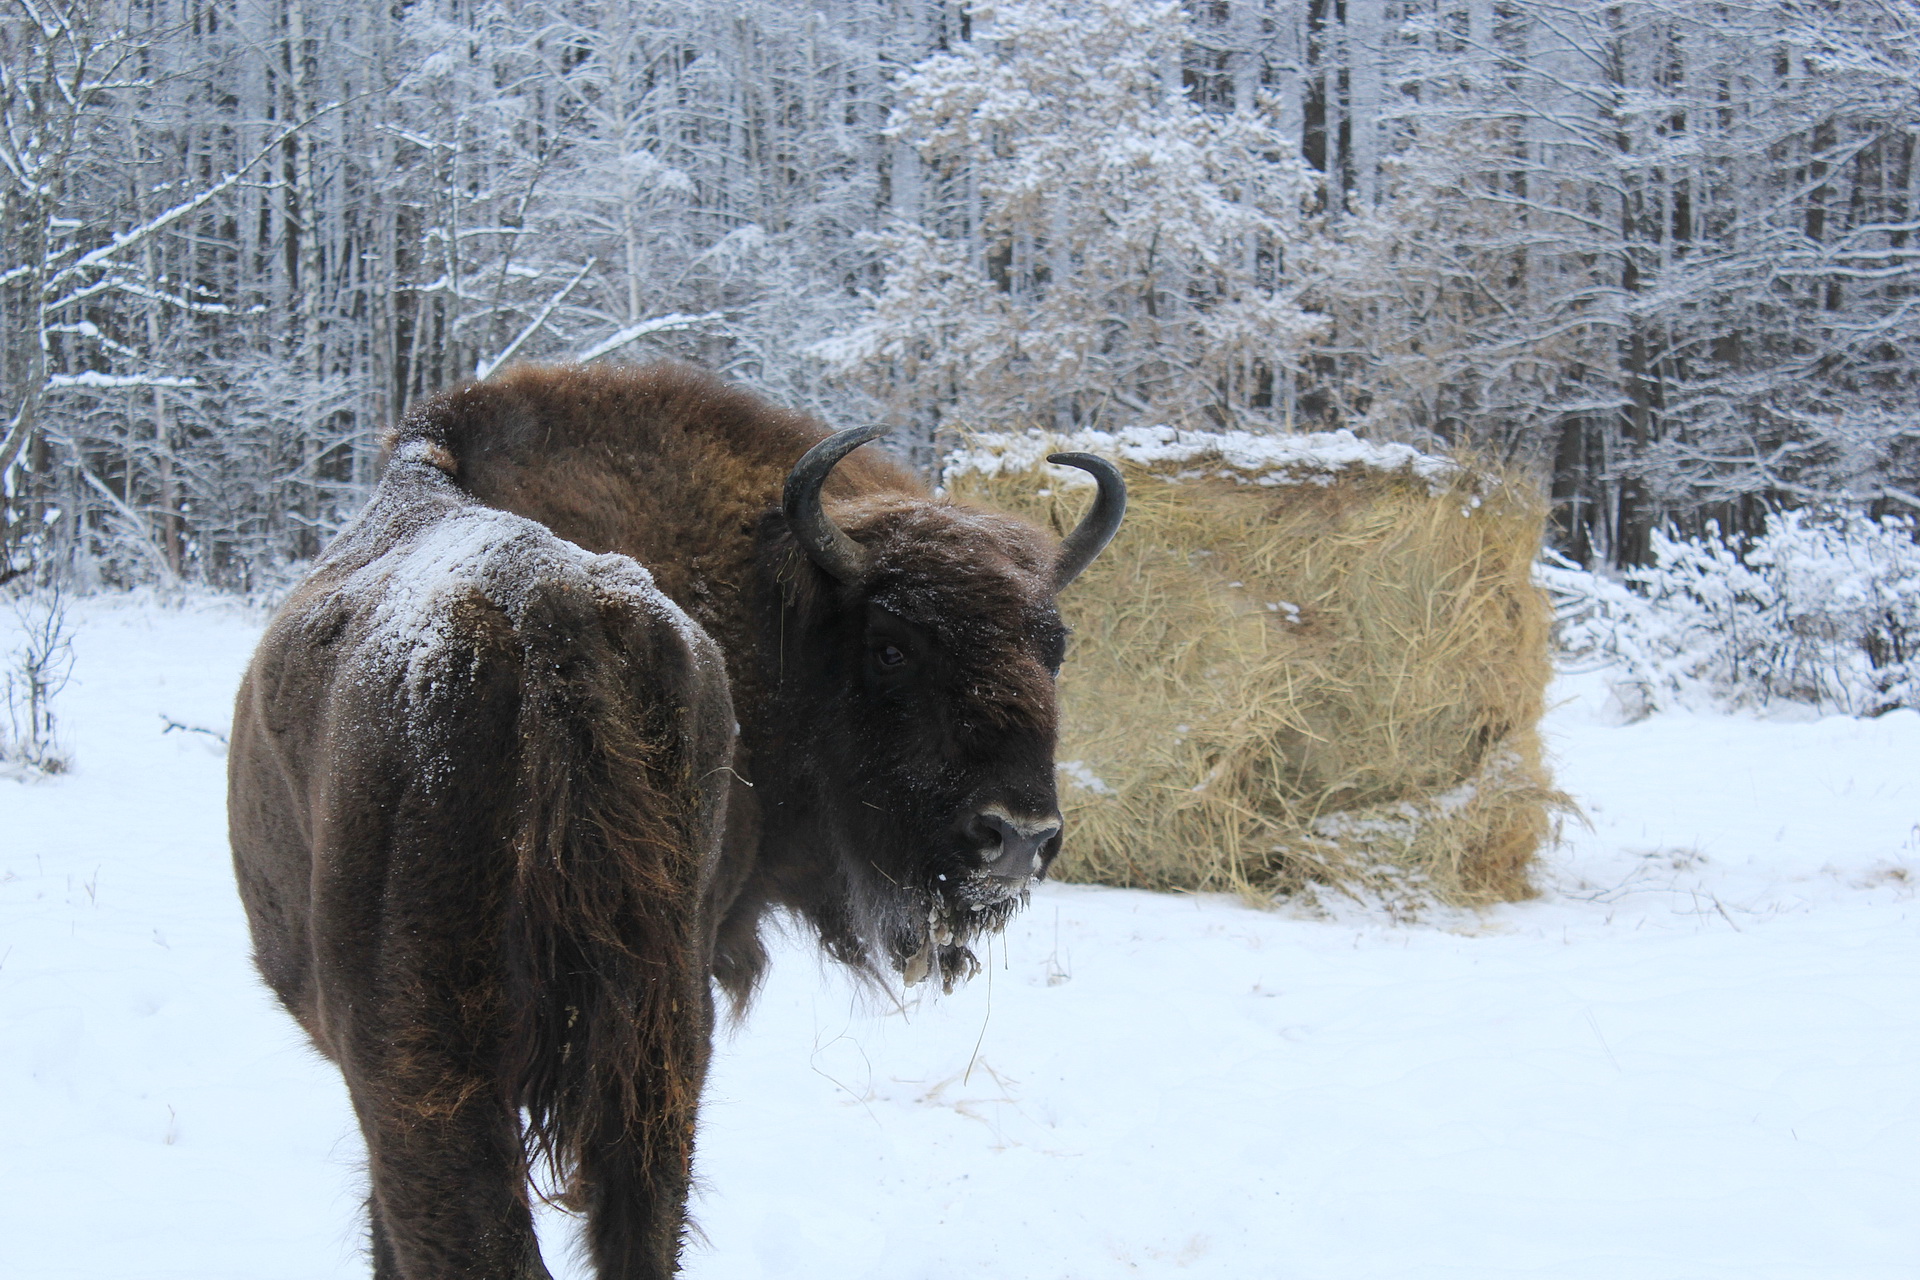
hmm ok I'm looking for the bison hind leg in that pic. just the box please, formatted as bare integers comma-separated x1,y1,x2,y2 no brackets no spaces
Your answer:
499,563,734,1279
348,1061,555,1280
575,1118,700,1280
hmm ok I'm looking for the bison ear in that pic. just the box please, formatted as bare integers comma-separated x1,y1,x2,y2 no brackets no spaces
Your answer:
1046,453,1127,590
783,424,891,583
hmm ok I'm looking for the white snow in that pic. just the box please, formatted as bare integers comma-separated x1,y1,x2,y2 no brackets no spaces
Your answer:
2,597,1916,1278
944,425,1459,492
1054,759,1114,796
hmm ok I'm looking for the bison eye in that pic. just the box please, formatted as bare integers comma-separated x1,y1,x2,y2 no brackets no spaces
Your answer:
875,643,907,669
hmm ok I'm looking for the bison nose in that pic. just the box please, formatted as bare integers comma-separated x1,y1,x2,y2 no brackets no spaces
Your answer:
968,810,1061,880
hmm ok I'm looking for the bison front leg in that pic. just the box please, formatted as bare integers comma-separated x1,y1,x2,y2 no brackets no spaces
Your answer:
347,1057,552,1280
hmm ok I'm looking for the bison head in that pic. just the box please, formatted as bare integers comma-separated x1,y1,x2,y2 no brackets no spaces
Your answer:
758,426,1124,990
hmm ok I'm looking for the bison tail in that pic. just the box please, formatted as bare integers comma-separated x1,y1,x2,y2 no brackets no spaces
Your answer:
497,574,729,1220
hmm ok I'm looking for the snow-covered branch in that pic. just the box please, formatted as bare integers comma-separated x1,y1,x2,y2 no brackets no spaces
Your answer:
47,372,197,389
45,107,342,295
475,258,597,379
575,312,726,364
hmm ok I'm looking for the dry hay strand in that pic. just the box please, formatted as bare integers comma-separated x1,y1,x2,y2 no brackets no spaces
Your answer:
949,444,1567,912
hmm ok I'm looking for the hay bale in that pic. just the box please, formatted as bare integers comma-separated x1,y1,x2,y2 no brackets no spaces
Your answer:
946,427,1565,912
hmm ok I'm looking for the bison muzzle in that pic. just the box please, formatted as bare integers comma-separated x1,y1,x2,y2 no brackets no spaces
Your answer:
228,362,1123,1278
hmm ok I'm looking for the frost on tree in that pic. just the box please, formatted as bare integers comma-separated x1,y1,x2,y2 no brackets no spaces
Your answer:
821,0,1323,436
4,0,1918,582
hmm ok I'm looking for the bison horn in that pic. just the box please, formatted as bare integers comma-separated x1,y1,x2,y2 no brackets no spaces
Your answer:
1046,452,1127,590
784,423,892,583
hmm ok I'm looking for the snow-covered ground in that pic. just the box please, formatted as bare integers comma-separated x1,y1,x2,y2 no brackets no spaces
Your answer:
3,597,1915,1279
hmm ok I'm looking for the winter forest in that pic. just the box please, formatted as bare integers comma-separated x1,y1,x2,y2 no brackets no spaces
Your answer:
3,0,1919,589
6,5,1920,1274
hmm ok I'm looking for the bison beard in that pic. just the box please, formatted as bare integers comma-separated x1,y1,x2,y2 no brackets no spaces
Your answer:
227,363,1122,1279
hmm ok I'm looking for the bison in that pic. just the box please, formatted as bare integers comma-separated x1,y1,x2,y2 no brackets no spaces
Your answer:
228,362,1124,1278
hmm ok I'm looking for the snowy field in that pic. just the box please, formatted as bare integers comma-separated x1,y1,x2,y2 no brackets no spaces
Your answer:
3,595,1916,1279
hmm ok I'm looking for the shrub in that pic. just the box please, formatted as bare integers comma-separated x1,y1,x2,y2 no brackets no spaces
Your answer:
2,582,75,775
1541,510,1920,716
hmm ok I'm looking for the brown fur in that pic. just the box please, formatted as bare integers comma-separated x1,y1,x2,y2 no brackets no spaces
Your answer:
231,363,1092,1278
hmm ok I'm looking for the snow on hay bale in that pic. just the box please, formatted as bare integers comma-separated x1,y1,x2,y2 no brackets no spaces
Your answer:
946,426,1563,910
